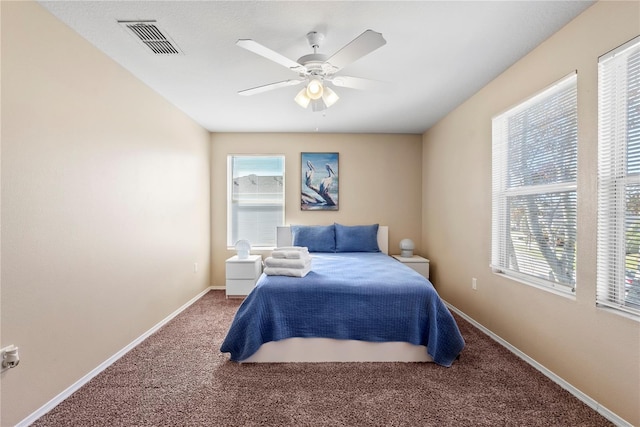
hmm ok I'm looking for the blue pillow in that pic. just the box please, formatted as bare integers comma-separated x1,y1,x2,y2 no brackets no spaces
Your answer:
335,223,380,252
291,225,336,252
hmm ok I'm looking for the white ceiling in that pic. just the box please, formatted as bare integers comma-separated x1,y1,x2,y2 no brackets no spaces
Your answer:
39,1,594,134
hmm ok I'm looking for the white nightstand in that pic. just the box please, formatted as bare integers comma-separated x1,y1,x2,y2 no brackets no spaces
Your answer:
226,255,262,298
392,255,430,279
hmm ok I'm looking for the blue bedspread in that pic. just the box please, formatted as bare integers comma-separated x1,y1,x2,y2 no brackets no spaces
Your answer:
220,252,465,367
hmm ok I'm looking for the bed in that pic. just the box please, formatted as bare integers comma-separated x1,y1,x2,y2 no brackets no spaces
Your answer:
220,224,465,367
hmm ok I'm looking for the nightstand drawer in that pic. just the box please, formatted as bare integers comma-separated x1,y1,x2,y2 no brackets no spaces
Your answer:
226,260,262,279
404,262,429,279
226,279,258,296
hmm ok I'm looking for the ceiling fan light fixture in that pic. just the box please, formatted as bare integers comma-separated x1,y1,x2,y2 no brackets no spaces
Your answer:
306,79,324,100
294,88,311,108
322,86,339,107
311,99,327,112
238,30,387,113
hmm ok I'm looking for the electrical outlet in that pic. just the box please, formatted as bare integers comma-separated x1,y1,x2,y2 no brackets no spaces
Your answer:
193,262,198,273
472,278,477,291
1,345,20,370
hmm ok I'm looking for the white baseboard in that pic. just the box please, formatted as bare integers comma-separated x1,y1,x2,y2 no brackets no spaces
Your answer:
445,302,632,427
18,287,214,427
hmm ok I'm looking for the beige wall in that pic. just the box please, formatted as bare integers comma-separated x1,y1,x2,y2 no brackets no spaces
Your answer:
422,1,640,425
1,3,211,425
210,133,422,286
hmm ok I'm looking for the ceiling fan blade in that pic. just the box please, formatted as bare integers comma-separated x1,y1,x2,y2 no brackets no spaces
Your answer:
325,30,386,71
330,75,380,90
236,39,306,72
238,79,304,96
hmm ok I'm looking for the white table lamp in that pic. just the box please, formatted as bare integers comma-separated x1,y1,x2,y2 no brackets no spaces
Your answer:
399,239,415,257
234,239,251,259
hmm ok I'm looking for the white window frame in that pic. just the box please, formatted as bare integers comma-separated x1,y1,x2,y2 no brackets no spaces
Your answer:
492,72,578,295
227,155,285,249
597,36,640,319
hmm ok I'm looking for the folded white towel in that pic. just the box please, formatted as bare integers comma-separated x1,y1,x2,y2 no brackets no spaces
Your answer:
274,246,309,253
272,250,309,259
264,256,311,269
264,265,311,278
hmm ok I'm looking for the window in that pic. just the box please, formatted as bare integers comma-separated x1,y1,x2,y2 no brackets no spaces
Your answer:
228,155,285,248
597,36,640,317
492,73,578,294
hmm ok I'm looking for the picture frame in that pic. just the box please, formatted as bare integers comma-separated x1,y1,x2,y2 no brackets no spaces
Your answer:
301,152,339,210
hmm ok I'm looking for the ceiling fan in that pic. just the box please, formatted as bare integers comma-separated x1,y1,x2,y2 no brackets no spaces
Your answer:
236,30,387,112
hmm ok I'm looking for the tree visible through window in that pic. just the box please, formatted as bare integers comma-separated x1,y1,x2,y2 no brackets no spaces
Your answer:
227,155,285,248
492,73,578,293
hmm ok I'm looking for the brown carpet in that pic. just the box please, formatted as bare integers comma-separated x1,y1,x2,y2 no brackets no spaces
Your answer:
31,290,612,426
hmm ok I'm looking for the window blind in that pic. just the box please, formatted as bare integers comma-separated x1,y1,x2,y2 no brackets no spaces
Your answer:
597,36,640,316
492,73,578,293
227,155,285,248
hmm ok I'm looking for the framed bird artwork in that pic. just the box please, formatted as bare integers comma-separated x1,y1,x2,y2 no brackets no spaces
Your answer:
301,152,339,211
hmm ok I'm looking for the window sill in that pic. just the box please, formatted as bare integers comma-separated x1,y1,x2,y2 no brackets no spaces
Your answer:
492,270,576,300
596,304,640,323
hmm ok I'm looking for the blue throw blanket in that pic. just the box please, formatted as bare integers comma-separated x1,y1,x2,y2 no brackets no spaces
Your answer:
220,252,465,367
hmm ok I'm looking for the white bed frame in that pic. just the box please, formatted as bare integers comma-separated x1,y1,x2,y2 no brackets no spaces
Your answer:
242,225,433,363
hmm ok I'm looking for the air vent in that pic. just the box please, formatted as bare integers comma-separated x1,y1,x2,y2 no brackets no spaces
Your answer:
118,20,182,55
